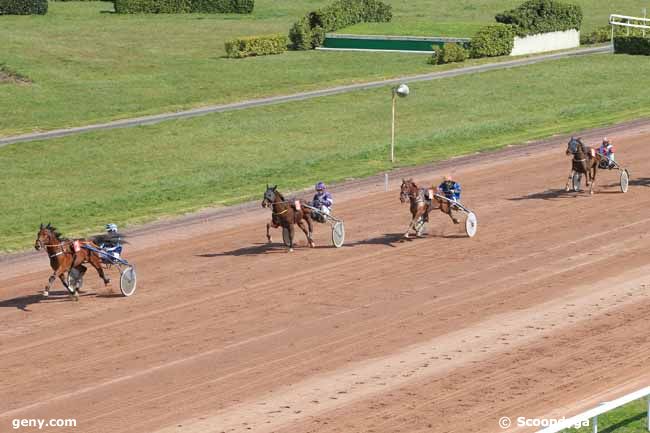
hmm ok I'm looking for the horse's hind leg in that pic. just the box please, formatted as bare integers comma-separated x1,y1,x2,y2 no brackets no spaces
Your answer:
298,219,315,248
88,253,110,286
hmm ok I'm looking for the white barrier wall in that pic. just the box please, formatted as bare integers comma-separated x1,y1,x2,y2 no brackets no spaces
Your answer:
510,29,580,56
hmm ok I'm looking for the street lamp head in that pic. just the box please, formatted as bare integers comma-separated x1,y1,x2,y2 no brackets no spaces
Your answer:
395,83,410,98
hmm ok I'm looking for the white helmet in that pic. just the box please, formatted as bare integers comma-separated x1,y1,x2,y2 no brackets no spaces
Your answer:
105,223,118,233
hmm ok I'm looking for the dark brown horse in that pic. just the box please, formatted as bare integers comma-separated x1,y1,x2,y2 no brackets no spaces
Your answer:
565,137,601,194
400,179,459,238
262,185,315,252
34,224,110,300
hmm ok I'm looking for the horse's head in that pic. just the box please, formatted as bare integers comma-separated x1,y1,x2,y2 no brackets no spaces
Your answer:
566,137,581,156
262,184,277,208
400,179,416,203
35,223,56,250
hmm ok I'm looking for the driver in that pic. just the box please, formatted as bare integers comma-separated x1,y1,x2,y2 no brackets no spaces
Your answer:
312,182,333,222
598,137,616,169
101,223,123,258
437,175,461,203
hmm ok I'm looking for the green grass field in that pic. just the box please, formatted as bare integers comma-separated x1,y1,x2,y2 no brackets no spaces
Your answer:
565,398,648,433
0,0,647,136
2,53,650,252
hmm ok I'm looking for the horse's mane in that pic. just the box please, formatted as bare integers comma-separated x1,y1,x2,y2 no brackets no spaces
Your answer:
276,191,285,201
44,224,67,241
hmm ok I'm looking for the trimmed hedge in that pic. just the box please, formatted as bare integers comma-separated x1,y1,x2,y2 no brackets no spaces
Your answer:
470,24,516,58
614,36,650,55
113,0,254,14
0,0,47,15
429,42,469,64
225,34,288,58
289,0,392,50
495,0,582,37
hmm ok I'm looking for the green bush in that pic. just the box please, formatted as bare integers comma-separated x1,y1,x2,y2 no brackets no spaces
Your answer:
614,36,650,55
224,34,288,58
289,0,392,50
0,0,47,15
581,25,611,44
114,0,253,14
581,24,647,45
470,24,516,58
495,0,583,37
288,17,313,50
431,42,469,64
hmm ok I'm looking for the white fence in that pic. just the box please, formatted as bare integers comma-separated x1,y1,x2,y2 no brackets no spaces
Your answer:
535,386,650,433
609,14,650,40
510,29,580,56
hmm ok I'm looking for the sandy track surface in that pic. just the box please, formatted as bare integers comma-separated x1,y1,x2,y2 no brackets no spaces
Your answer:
2,123,650,433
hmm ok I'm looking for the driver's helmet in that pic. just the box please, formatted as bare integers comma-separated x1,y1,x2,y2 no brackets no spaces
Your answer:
105,223,118,233
315,181,326,192
602,137,610,145
443,175,453,183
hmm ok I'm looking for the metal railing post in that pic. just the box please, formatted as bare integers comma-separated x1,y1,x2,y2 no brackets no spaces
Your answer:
646,395,650,432
592,415,598,433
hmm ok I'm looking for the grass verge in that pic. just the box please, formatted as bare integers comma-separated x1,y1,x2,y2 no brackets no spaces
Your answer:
0,0,646,135
2,53,650,252
564,398,648,433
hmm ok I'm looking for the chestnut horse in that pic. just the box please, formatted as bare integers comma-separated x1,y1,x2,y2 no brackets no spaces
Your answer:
262,185,315,252
565,137,600,194
400,179,459,238
34,224,110,300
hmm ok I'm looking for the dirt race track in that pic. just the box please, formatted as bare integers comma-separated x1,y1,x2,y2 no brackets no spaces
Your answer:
2,122,650,433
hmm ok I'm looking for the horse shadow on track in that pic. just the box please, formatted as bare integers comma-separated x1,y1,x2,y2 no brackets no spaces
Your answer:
343,231,464,249
198,242,298,257
0,291,93,311
629,177,650,187
508,189,583,201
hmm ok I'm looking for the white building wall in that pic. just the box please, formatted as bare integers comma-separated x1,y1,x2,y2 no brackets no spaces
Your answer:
510,29,580,56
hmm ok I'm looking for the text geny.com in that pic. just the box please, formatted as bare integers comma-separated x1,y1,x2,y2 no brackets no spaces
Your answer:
12,419,77,430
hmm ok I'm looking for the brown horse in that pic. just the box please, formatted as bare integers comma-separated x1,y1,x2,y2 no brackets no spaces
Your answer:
262,185,315,252
565,137,600,194
34,224,110,300
400,179,459,238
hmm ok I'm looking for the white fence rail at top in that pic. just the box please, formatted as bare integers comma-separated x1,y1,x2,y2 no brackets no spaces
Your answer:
535,386,650,433
609,13,650,41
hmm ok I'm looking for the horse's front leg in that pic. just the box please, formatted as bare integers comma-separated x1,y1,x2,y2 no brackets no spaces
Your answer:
566,168,575,191
404,211,419,239
589,165,597,195
266,222,273,243
43,273,57,297
288,224,295,252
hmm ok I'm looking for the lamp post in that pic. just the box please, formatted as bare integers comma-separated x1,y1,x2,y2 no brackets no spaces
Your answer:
391,83,409,163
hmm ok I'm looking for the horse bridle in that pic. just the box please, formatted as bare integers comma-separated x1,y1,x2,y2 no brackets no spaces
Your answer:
401,186,425,203
36,232,71,258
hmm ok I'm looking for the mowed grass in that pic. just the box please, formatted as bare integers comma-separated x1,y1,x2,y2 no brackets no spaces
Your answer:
0,0,647,135
2,54,650,252
565,398,648,433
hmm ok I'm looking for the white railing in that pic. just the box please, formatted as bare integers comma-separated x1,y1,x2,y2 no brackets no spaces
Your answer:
609,13,650,39
535,386,650,433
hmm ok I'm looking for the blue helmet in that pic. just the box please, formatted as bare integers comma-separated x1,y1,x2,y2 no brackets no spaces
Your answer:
105,223,118,233
315,181,326,191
